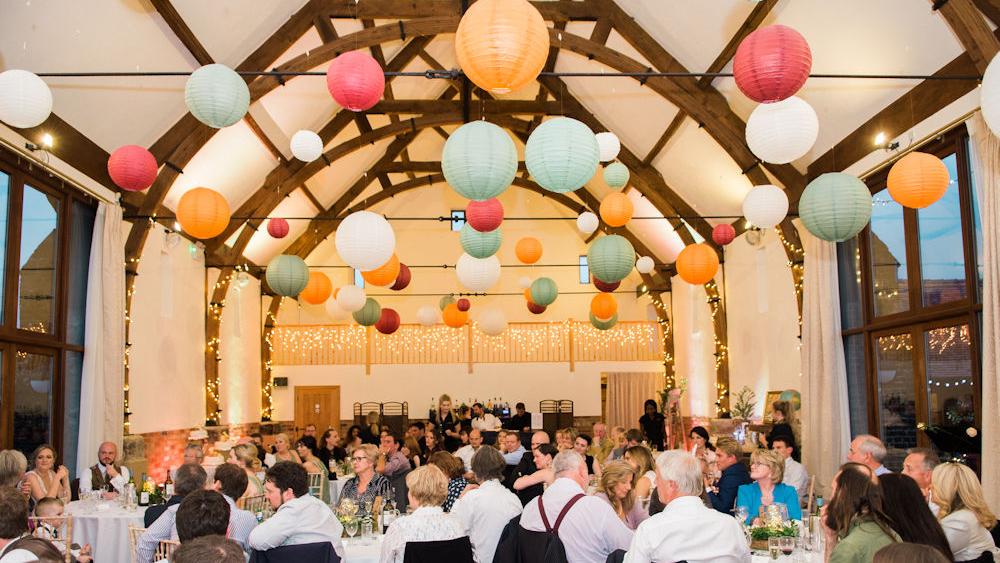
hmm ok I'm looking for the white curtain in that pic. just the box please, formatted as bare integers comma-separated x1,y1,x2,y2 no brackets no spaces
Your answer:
606,372,664,431
795,219,850,495
967,114,1000,511
77,202,125,476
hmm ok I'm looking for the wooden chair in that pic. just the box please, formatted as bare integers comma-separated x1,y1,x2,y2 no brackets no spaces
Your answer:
28,516,73,563
242,493,270,517
307,472,324,498
156,539,180,561
127,525,146,563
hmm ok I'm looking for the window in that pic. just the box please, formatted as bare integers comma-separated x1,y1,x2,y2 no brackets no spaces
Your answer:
579,255,589,284
353,268,365,288
450,210,465,231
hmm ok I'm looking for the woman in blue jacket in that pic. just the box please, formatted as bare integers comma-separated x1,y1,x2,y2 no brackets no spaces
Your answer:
736,449,802,525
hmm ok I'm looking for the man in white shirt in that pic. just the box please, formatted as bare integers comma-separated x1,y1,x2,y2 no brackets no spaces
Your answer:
771,437,808,505
625,450,750,563
470,403,501,431
847,434,892,476
451,447,522,563
501,431,526,466
79,441,131,498
248,461,344,556
902,447,940,514
456,429,484,474
521,450,633,563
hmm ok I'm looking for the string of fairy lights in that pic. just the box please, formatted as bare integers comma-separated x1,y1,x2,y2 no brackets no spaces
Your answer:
877,325,970,355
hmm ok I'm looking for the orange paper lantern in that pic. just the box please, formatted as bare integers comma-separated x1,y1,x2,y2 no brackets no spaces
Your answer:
599,192,634,227
590,293,617,320
176,187,230,239
523,288,532,301
676,243,720,285
455,0,549,95
300,272,333,305
887,151,949,209
515,237,543,264
362,254,401,287
443,303,468,328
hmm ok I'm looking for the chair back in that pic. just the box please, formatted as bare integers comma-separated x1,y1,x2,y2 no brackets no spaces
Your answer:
402,536,474,563
308,472,325,497
388,469,410,512
156,539,180,561
127,525,146,563
242,493,269,516
28,516,73,563
249,541,341,563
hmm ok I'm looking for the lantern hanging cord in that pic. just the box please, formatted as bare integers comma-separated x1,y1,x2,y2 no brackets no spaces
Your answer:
211,262,676,270
125,213,796,221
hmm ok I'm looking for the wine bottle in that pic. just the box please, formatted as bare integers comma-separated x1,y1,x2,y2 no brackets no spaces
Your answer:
139,474,150,506
164,473,174,498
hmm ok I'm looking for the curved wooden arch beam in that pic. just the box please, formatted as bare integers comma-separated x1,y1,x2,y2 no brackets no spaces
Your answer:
934,0,1000,73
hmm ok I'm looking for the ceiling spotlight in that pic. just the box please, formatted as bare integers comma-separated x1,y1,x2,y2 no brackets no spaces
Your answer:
873,132,886,146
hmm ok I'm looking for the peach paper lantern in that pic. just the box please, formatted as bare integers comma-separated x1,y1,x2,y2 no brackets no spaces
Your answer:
443,303,468,328
676,243,719,285
599,192,634,227
591,293,617,320
362,254,401,287
455,0,549,95
515,237,542,264
176,187,230,239
887,152,949,209
300,272,333,305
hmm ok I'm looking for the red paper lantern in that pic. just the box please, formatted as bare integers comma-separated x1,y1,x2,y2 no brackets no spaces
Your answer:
712,224,736,246
326,51,385,112
734,25,812,103
108,145,158,192
527,301,546,314
592,276,621,293
267,218,290,239
457,298,471,312
466,198,504,232
375,308,400,335
390,263,411,291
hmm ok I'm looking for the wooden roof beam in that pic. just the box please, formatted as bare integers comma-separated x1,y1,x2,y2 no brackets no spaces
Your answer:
698,0,779,88
319,0,600,21
935,0,1000,73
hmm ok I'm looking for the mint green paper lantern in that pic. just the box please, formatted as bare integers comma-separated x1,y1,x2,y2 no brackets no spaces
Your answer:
442,121,517,201
525,117,599,193
185,64,250,128
800,172,873,242
603,162,630,188
587,235,635,283
459,223,502,258
529,277,558,306
439,295,456,311
590,312,618,330
265,255,309,297
353,298,382,326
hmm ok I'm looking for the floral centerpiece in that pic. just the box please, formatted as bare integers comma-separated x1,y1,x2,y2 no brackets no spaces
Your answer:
336,498,359,527
142,478,164,505
748,503,796,550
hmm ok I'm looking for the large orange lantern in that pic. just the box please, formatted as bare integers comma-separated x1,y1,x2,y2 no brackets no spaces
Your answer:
590,293,617,320
515,237,543,264
454,0,549,94
176,187,230,239
362,254,401,287
599,192,634,227
300,272,333,305
676,243,719,285
887,152,949,209
443,303,468,328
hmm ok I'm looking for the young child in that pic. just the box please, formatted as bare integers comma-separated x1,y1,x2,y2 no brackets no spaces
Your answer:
33,498,92,563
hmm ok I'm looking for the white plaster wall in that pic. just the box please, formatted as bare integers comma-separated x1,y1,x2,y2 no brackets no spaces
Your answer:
670,276,717,417
217,272,262,425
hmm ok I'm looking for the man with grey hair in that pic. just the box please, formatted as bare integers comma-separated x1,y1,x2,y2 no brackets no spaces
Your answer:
903,447,940,511
520,450,632,563
847,434,891,475
451,447,522,563
624,450,750,563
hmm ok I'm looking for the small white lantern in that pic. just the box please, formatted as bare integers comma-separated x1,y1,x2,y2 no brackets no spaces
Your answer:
325,297,352,321
595,132,621,162
577,212,599,234
456,253,501,292
291,130,323,162
477,307,508,336
742,184,789,229
335,284,367,312
635,256,655,274
416,305,439,327
335,211,396,271
518,276,532,289
745,96,818,165
0,70,53,129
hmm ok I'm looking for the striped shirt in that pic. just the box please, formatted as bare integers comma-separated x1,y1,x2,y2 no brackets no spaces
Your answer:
136,495,257,563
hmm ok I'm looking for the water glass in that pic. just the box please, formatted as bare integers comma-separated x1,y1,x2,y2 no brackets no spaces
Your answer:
360,519,373,544
767,537,781,560
734,506,749,526
344,519,358,541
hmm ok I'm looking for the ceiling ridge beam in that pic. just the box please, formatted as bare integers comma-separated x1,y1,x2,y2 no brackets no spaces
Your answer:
319,0,599,21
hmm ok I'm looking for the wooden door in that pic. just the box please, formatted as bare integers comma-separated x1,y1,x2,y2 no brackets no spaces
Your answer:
294,386,340,435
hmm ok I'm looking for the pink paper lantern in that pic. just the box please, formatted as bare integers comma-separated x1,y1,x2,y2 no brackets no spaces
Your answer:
734,25,812,103
466,198,504,232
375,308,400,335
267,218,290,239
390,263,411,291
326,51,385,112
712,224,736,246
592,276,621,293
107,145,158,192
457,298,471,312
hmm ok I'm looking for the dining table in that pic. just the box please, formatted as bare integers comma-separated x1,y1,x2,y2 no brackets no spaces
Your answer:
342,534,384,562
65,500,146,563
751,551,822,562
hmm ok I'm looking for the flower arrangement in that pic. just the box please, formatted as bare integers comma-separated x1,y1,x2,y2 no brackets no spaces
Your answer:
336,498,359,525
731,386,757,421
142,478,164,505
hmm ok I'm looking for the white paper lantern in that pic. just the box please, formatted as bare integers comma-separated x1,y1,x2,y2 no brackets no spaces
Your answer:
477,307,508,336
456,253,501,292
742,184,789,229
518,276,532,289
336,284,367,312
595,132,621,162
325,297,352,321
291,130,323,162
335,211,396,271
635,256,654,274
0,70,53,129
577,212,599,234
417,305,439,327
983,52,1000,136
745,96,818,165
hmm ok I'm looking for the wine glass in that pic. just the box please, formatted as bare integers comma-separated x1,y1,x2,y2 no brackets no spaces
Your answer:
734,506,749,526
779,537,795,557
344,519,358,542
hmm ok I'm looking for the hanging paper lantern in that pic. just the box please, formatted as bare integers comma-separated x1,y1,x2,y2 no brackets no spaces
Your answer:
887,151,949,209
417,305,439,326
353,298,382,327
325,297,352,321
300,271,333,305
390,264,411,291
477,308,507,336
676,244,719,285
439,295,456,311
362,254,401,287
454,0,549,94
466,198,504,232
185,64,250,128
733,25,812,103
592,276,620,293
587,235,635,284
326,51,385,112
457,298,471,312
591,293,617,320
456,253,501,292
577,212,599,234
982,52,1000,136
523,288,532,301
108,145,158,192
265,255,310,297
590,312,619,331
290,130,323,162
527,301,547,315
460,223,502,259
800,173,873,242
0,69,53,128
603,162,630,189
600,192,634,227
742,185,788,229
745,96,818,164
335,210,396,271
595,132,621,162
515,237,542,264
443,121,517,201
375,308,401,335
712,224,736,246
525,117,599,194
267,218,290,239
518,276,532,289
635,256,654,274
336,284,367,312
176,187,230,239
529,277,558,307
779,389,802,411
443,303,468,328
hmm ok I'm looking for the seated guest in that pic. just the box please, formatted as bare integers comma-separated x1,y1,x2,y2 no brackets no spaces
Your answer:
250,434,267,467
624,450,749,563
25,444,71,504
903,447,940,512
589,423,614,463
505,402,532,434
377,432,410,479
422,430,443,463
878,474,953,560
931,462,999,562
761,401,798,459
594,461,648,531
144,463,206,527
556,428,577,451
822,462,898,562
874,542,951,563
247,461,344,555
847,434,891,476
455,429,485,475
344,426,364,455
735,449,801,525
520,450,633,562
513,443,557,494
604,427,629,463
706,437,750,515
209,464,258,551
295,437,330,503
574,434,602,480
426,452,468,512
406,422,428,456
402,436,423,469
689,426,715,457
138,486,227,563
471,403,501,431
0,486,66,562
505,431,550,506
183,444,205,466
172,535,245,563
317,429,347,475
771,436,808,505
0,450,30,495
79,441,130,498
299,424,318,449
380,466,465,563
228,443,264,497
451,448,522,563
33,497,93,561
501,431,526,466
340,444,392,512
265,434,300,468
638,400,665,451
623,446,656,501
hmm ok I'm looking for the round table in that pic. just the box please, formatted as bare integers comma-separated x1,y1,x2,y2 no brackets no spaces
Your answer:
751,552,822,562
66,501,146,563
329,475,353,506
343,535,383,563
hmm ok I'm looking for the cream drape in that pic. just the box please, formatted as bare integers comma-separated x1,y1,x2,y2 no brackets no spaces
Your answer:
967,114,999,511
77,202,125,476
606,372,664,431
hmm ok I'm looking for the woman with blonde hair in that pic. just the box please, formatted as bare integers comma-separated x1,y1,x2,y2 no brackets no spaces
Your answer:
0,449,28,489
380,466,464,563
265,433,301,467
228,443,264,497
594,461,648,530
931,462,999,562
623,445,656,501
735,449,801,525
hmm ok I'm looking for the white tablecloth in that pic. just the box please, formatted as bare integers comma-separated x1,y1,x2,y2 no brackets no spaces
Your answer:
66,501,146,563
343,535,383,563
330,477,350,506
752,552,822,562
